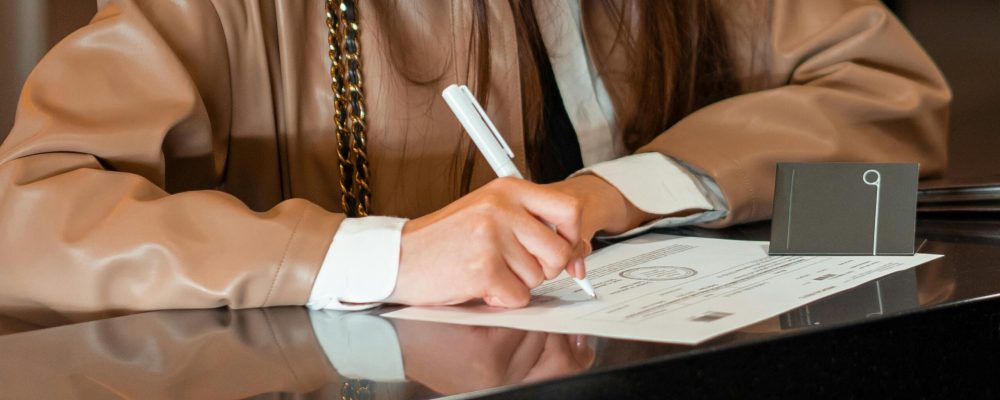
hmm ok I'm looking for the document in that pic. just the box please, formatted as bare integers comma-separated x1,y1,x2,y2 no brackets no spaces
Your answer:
384,235,941,344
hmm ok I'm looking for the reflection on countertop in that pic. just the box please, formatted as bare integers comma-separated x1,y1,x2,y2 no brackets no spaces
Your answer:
0,307,598,399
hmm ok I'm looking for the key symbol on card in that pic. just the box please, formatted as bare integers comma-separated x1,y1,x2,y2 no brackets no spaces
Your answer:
863,169,881,255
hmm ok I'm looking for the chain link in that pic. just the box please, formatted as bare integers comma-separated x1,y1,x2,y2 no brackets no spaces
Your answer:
326,0,370,217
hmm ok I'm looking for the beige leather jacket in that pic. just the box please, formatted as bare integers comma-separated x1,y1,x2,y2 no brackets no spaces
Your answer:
0,0,949,314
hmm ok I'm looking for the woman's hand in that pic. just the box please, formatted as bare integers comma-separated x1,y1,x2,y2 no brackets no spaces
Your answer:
546,174,657,276
387,178,585,308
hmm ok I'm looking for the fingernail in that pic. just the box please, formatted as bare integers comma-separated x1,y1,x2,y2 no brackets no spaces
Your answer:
575,334,586,349
575,258,586,278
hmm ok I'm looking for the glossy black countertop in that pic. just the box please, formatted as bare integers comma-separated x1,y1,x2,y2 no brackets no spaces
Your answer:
2,216,998,399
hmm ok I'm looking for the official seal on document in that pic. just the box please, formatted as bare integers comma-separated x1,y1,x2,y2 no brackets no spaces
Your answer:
620,266,696,281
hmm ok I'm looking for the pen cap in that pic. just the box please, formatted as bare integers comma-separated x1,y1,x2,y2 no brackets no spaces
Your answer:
442,84,523,178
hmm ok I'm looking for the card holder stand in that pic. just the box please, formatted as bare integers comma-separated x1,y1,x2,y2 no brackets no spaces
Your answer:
769,163,919,256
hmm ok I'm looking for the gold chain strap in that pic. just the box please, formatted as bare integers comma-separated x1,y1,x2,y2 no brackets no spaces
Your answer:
326,0,370,217
327,7,374,399
340,379,374,400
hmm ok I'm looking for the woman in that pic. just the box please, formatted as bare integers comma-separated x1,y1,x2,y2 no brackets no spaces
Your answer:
0,0,949,313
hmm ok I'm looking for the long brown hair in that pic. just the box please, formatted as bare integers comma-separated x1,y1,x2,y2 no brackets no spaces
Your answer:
462,0,741,192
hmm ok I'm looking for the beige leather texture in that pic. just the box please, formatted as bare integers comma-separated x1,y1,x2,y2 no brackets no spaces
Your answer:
0,0,949,313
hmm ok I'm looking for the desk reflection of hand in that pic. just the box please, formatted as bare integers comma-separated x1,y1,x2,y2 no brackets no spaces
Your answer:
393,319,595,395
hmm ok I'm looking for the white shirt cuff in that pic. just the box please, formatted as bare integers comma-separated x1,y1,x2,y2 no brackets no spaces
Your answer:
572,153,729,238
307,216,408,310
309,310,406,381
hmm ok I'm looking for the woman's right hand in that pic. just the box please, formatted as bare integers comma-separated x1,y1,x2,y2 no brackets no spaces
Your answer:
386,177,584,308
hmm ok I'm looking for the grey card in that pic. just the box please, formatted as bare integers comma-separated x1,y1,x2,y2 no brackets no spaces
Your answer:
769,163,919,256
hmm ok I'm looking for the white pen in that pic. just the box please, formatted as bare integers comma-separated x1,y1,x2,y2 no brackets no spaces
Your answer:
442,84,597,299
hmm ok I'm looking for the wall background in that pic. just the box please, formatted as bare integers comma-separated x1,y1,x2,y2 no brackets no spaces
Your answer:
1,1,997,179
895,0,1000,179
1,0,96,142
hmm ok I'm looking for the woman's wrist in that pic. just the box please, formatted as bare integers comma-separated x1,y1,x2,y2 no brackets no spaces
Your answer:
550,174,656,236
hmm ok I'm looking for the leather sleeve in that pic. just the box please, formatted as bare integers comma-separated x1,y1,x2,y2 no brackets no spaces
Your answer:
641,0,951,226
0,0,341,312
